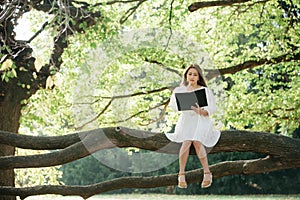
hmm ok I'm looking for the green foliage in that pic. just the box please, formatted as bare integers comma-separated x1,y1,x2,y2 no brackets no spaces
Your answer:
224,64,300,135
15,149,63,186
1,59,17,82
14,0,300,192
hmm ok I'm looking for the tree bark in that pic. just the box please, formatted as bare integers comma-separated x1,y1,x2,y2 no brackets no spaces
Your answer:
0,2,102,199
188,0,255,12
0,154,299,199
205,51,300,80
0,99,22,200
0,127,299,169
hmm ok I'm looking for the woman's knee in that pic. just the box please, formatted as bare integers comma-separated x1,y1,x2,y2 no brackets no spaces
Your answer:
192,141,202,148
181,141,192,148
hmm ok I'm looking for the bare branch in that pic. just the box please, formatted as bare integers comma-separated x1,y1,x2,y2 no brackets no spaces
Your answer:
0,156,299,199
188,0,254,12
27,21,50,43
75,86,173,129
164,0,175,50
138,98,170,126
143,57,181,75
94,0,143,6
0,0,19,23
119,0,147,24
0,128,299,169
109,99,170,125
78,86,173,104
205,51,300,80
75,99,113,130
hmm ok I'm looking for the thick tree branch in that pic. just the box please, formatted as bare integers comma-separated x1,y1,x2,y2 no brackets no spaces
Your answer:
0,128,299,169
205,51,300,80
0,130,88,150
0,156,299,199
188,0,257,12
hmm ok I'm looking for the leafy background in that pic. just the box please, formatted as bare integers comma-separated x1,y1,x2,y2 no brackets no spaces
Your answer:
8,0,300,194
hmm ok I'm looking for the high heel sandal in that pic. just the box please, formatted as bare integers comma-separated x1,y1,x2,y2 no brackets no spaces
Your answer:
178,173,187,188
201,172,212,188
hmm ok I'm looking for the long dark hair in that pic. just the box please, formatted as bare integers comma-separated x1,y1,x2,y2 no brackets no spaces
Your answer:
181,64,207,87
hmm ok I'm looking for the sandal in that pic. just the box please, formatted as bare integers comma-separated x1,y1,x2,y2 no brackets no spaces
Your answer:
178,173,187,188
201,172,212,188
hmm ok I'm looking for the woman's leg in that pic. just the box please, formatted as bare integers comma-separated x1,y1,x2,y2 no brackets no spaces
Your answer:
193,141,212,188
193,141,210,173
178,141,192,184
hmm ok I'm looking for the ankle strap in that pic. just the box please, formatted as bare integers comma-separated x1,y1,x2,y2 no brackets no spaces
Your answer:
204,172,211,174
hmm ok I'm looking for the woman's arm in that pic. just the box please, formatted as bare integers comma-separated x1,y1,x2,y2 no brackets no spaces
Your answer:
169,87,179,111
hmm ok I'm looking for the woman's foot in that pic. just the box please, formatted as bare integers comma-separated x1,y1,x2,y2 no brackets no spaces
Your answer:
178,173,187,188
201,172,212,188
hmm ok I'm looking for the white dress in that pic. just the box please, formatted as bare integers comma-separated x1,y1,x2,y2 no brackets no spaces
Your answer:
165,86,221,148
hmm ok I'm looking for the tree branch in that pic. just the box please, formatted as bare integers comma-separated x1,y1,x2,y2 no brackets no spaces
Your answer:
205,51,300,80
0,156,299,199
75,86,173,129
33,1,101,89
119,0,147,24
188,0,255,12
113,99,170,126
143,57,181,76
27,21,50,43
0,129,89,150
0,0,19,23
0,128,299,169
94,0,143,6
138,98,170,126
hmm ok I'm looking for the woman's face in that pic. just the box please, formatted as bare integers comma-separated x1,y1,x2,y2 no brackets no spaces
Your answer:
186,67,199,86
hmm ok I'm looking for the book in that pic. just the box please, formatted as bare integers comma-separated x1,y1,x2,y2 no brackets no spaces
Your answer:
175,88,208,111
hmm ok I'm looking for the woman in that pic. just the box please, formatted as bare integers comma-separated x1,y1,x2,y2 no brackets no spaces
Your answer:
165,64,220,189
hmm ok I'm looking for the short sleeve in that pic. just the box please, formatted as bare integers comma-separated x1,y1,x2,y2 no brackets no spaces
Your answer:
203,88,217,116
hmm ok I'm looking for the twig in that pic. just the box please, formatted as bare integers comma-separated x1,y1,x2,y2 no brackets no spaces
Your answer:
164,0,175,51
75,87,173,129
119,0,147,24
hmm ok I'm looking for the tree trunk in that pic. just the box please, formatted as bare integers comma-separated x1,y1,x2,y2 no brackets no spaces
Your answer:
0,99,22,200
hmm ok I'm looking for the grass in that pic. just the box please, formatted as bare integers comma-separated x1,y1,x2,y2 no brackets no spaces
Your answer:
20,194,300,200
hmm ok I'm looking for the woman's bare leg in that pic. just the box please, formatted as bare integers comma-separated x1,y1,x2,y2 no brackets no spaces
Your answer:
193,141,210,173
178,141,192,183
193,141,212,188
